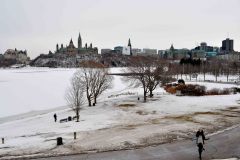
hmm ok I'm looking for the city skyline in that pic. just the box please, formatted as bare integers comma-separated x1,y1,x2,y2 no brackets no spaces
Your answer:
0,0,240,58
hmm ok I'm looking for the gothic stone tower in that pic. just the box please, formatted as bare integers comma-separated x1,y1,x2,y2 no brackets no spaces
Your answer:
66,38,76,55
69,38,75,48
128,38,133,56
56,44,59,52
78,33,82,49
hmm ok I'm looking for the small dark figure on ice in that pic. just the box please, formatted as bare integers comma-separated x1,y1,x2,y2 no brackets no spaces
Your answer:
197,142,205,160
54,113,57,122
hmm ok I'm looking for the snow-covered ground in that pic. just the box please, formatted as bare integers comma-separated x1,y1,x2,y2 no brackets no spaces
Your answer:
0,67,240,159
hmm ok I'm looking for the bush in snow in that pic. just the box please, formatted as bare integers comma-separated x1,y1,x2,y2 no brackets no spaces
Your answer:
206,88,231,95
165,83,232,96
178,84,206,96
165,84,206,96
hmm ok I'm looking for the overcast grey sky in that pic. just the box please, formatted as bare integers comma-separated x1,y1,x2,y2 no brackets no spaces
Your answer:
0,0,239,58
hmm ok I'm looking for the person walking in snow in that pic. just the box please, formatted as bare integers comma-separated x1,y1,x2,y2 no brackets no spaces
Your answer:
196,129,208,144
196,129,201,144
200,129,206,144
199,129,209,144
197,142,205,160
54,113,57,122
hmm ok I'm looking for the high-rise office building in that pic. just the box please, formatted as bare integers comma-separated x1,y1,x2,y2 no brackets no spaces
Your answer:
221,38,234,52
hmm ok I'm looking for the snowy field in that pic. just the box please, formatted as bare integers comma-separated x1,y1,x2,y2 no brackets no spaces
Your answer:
0,67,240,159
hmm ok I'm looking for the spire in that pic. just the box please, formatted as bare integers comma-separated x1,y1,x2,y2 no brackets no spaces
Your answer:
69,38,75,48
128,38,133,56
56,43,59,52
78,32,81,39
128,38,131,47
78,32,82,49
170,44,174,51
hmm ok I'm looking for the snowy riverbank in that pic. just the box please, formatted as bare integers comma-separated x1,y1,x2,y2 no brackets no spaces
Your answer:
0,67,240,159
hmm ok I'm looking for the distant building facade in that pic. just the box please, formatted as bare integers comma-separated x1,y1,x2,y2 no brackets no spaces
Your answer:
191,42,219,59
162,44,190,60
216,38,238,61
221,38,234,53
3,48,30,64
54,33,98,55
142,48,158,55
158,50,166,58
101,39,133,56
217,52,240,61
101,49,112,55
131,48,158,56
132,48,142,55
114,46,131,55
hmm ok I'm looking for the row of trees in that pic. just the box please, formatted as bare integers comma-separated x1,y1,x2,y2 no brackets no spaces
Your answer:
123,57,174,102
66,58,176,121
174,58,240,82
66,62,113,122
66,57,240,122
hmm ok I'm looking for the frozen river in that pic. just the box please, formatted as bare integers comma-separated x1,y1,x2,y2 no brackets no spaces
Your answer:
0,67,126,118
0,68,76,118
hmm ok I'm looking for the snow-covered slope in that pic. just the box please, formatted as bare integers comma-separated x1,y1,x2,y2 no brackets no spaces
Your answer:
0,67,239,159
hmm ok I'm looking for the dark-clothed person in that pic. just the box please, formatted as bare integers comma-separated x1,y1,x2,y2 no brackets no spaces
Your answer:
197,142,205,160
54,113,57,122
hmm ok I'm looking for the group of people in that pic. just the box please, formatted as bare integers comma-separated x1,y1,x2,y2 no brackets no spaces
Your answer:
196,129,208,160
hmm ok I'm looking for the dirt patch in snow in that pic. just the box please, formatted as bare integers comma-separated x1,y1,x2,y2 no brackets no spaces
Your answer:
136,110,149,115
139,133,178,145
1,103,240,159
1,110,240,159
118,104,136,108
193,111,222,115
165,115,197,123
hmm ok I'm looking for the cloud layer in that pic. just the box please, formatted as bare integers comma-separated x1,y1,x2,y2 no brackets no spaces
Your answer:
0,0,239,58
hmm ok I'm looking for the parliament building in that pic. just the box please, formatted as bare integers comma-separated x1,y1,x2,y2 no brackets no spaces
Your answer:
54,33,98,55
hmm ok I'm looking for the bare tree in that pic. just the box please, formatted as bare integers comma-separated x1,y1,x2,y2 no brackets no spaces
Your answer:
81,67,95,106
230,61,240,82
66,71,84,122
211,60,222,82
146,62,168,97
124,56,171,102
92,68,113,105
123,57,150,102
161,63,176,86
201,60,207,81
79,61,113,106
